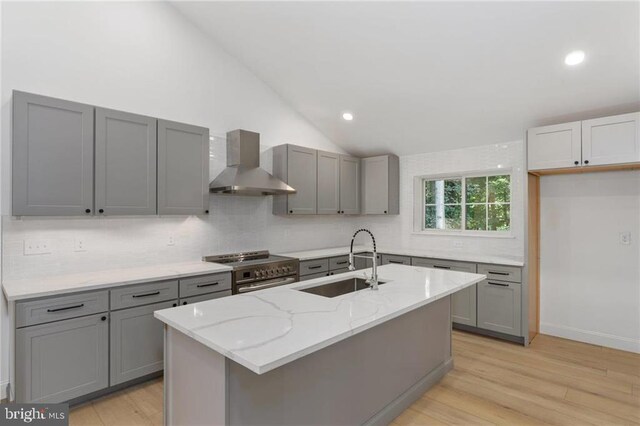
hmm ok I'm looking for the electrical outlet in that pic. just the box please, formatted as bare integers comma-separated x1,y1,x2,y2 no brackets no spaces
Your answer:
620,232,631,245
453,241,464,249
168,236,175,246
74,238,86,252
24,240,52,255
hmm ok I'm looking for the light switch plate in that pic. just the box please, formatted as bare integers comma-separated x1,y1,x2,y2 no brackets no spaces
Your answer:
74,238,86,252
24,240,52,255
620,232,631,245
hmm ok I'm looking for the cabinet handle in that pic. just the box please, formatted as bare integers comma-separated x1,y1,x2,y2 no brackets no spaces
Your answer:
384,210,387,214
101,316,107,321
336,261,348,265
488,271,509,276
85,209,91,214
172,303,177,307
132,291,160,298
289,210,293,214
47,304,84,313
584,160,589,165
205,210,209,214
98,209,104,213
308,265,323,270
433,265,451,270
574,161,579,165
488,281,509,287
196,282,218,288
388,260,404,264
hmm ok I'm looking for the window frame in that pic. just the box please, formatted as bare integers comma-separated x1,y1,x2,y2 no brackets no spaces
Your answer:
413,169,514,238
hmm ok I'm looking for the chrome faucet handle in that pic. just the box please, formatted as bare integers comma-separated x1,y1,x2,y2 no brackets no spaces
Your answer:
348,253,356,271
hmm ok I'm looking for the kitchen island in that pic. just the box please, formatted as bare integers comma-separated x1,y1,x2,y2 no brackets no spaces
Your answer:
154,264,485,425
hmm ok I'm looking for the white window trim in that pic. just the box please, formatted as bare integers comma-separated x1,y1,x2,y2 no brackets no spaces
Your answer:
412,168,514,238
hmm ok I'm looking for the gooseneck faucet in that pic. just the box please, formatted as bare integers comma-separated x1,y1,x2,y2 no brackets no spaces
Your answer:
348,229,379,290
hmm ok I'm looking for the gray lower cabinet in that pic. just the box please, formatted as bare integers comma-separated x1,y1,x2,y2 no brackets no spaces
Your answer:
361,155,399,215
12,91,95,216
339,156,360,214
16,313,109,403
180,290,232,305
110,300,176,386
95,108,157,215
317,151,340,215
157,119,209,215
299,271,330,281
477,279,522,336
273,144,318,215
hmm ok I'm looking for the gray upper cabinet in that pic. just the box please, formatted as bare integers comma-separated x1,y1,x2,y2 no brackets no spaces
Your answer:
477,279,521,336
110,300,174,386
339,155,360,215
157,119,209,215
273,144,318,215
317,151,340,215
95,108,157,215
12,91,94,216
15,313,109,403
361,154,399,215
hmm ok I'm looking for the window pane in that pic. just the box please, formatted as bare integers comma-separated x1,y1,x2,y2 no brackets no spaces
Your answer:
466,177,487,203
488,204,510,231
424,180,436,205
466,204,487,230
425,205,437,229
488,175,510,203
444,179,462,204
445,205,461,229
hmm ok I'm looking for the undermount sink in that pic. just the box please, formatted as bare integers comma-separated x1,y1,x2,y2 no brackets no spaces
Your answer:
298,277,388,298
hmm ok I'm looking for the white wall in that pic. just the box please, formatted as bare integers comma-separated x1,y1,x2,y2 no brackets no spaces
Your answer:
540,171,640,353
367,141,526,262
0,1,361,399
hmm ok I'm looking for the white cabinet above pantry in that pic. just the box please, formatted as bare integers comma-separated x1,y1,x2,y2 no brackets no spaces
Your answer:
527,112,640,173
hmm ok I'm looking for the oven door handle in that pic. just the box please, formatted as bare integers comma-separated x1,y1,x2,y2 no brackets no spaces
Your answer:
237,276,297,293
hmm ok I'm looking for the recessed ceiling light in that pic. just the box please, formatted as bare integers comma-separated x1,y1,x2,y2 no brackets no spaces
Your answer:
564,50,585,66
342,112,354,121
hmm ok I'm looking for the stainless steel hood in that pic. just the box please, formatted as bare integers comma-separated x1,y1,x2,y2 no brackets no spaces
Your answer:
209,129,296,196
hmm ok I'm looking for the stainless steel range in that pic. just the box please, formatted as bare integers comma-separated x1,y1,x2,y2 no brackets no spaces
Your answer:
203,251,299,294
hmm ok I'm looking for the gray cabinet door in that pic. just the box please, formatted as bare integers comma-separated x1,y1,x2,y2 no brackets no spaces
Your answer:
157,119,209,215
477,279,522,336
95,108,157,215
12,91,94,216
362,156,388,214
452,285,477,326
16,313,109,403
339,156,360,215
317,151,340,215
380,254,411,265
286,145,317,214
110,300,175,386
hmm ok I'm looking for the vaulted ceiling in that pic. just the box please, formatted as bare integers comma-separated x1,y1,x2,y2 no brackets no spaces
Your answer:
173,1,640,156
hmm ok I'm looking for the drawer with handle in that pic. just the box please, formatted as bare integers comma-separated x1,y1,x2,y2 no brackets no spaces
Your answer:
477,264,522,283
16,290,109,328
179,273,232,298
380,254,411,265
180,290,232,305
411,257,476,273
110,280,178,310
300,258,329,276
329,255,350,271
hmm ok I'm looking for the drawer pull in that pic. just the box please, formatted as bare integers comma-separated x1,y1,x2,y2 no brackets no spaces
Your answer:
488,271,510,276
308,265,323,270
388,260,404,264
196,282,218,288
488,281,509,287
132,291,160,298
336,261,348,265
433,265,451,270
47,303,85,313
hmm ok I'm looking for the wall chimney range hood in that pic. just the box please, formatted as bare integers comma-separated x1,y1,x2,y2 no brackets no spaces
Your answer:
209,129,296,196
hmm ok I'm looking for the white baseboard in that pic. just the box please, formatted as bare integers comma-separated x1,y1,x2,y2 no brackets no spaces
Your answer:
540,323,640,354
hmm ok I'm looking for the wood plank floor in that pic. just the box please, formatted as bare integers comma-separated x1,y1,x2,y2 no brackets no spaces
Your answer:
70,331,640,425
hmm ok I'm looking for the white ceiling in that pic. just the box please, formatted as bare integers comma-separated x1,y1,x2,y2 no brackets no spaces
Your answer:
173,1,640,156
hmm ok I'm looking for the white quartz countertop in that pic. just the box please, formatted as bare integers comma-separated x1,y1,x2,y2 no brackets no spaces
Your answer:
2,261,233,302
154,264,485,375
278,246,524,267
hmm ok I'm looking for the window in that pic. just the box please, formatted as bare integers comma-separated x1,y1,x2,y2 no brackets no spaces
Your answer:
422,174,511,233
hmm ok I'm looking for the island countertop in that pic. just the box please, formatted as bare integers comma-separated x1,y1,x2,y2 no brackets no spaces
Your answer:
154,264,485,374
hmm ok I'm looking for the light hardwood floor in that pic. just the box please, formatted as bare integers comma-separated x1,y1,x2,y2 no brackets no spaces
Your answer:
70,331,640,425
